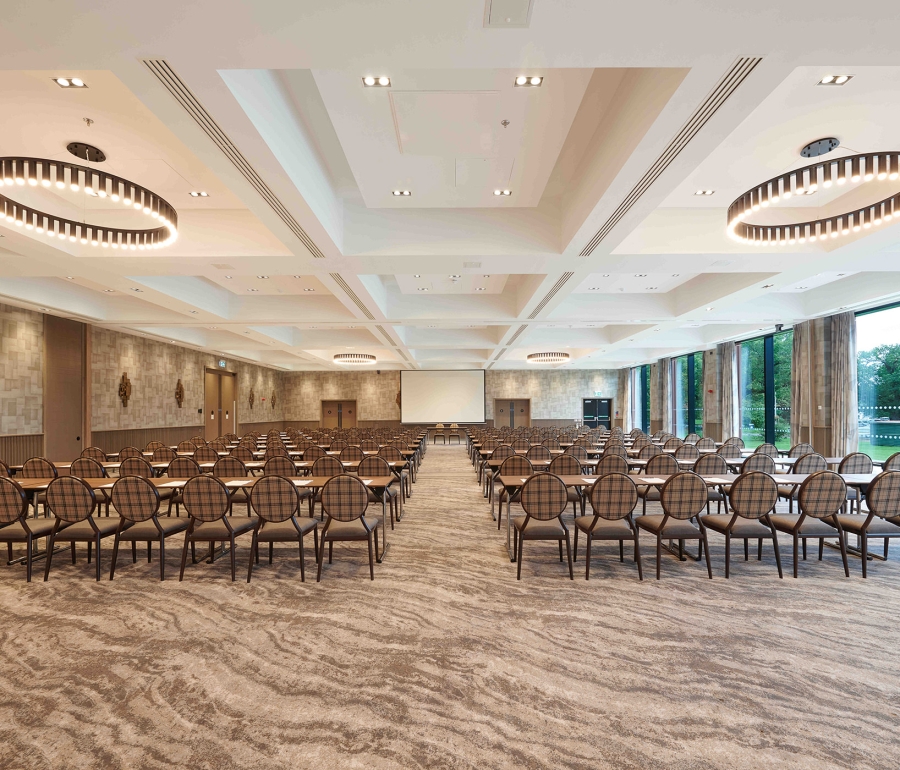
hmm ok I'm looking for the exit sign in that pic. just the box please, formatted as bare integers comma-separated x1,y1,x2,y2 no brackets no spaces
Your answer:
217,359,226,369
594,390,602,396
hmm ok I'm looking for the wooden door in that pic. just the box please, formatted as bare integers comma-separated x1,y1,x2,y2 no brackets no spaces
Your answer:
44,316,86,461
220,373,236,436
322,400,357,428
204,371,220,441
341,401,357,429
322,401,340,428
511,399,530,428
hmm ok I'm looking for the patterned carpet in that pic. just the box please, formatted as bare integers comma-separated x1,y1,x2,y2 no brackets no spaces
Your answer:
1,444,899,769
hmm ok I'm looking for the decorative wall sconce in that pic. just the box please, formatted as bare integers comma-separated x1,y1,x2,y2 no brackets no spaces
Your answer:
271,392,277,409
118,372,132,407
248,388,255,409
175,378,184,407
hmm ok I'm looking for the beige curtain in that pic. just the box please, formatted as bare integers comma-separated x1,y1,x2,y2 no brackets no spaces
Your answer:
791,321,810,447
658,357,672,433
617,368,633,431
830,312,858,456
719,341,739,440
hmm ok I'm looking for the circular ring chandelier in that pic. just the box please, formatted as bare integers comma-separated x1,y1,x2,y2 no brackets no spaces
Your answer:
0,156,178,249
334,353,376,365
727,151,900,246
527,352,570,364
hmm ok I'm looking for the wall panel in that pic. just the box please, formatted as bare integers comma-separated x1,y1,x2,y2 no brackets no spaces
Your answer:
0,303,43,435
0,434,44,466
91,425,204,454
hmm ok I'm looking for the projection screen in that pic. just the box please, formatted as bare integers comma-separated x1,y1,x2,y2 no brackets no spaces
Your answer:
400,370,486,424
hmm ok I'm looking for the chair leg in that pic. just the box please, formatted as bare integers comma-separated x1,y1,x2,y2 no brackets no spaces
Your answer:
71,542,76,564
247,534,257,583
633,535,643,581
573,526,579,561
619,540,624,562
230,534,237,581
725,533,731,579
818,539,824,561
299,533,306,582
316,536,325,582
564,532,573,580
159,537,166,581
24,535,32,583
268,542,274,564
744,538,749,561
861,532,868,579
802,538,807,560
834,522,850,578
793,534,799,578
131,541,137,564
702,531,713,579
110,534,121,580
43,531,58,581
516,532,524,580
656,534,662,580
179,536,190,581
558,539,563,562
584,533,591,580
367,533,375,580
757,538,763,560
95,535,102,581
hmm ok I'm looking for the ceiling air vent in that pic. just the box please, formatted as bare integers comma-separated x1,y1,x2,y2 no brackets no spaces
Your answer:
528,272,574,319
484,0,534,28
329,273,376,320
579,57,762,257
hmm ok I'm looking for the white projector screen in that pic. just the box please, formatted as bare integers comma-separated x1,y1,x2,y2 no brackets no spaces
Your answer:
400,370,486,424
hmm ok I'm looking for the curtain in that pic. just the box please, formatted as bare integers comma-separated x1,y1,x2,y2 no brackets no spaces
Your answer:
617,368,632,431
791,321,810,447
658,357,672,434
719,341,739,440
830,312,858,456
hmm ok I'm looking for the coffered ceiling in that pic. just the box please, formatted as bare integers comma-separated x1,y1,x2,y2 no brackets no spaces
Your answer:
2,0,900,371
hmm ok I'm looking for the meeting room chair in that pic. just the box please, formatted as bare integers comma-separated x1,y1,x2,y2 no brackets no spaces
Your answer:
526,445,552,462
359,455,400,529
247,475,318,583
496,455,534,529
109,475,188,581
694,453,730,514
664,437,684,450
595,453,629,477
754,443,778,458
565,445,590,463
777,452,827,511
573,472,642,580
696,437,716,450
603,444,629,460
684,433,701,445
178,475,254,581
835,470,900,575
317,474,380,581
117,446,142,461
145,441,166,452
21,457,58,515
0,476,58,582
485,445,514,501
165,456,201,516
636,471,713,580
548,453,586,516
512,472,573,580
884,452,900,471
0,461,9,478
340,445,364,462
638,453,679,514
788,442,815,458
152,446,176,462
638,444,661,459
838,452,874,513
770,470,850,578
724,436,745,448
675,444,700,460
176,440,196,453
741,453,776,474
193,445,219,464
80,446,107,462
378,446,412,499
700,471,782,578
43,476,124,582
70,457,111,515
717,443,743,460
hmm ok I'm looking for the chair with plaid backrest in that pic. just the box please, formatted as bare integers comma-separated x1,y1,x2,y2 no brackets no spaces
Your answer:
485,445,514,501
542,438,561,450
770,470,850,578
193,445,219,464
0,476,59,582
838,452,874,513
70,457,111,516
512,472,573,580
675,444,700,461
318,474,381,581
21,458,58,515
43,476,124,582
145,440,165,452
360,438,379,452
603,444,629,461
215,455,253,509
247,475,318,583
565,445,590,464
700,471,782,578
310,456,344,518
359,456,400,530
777,452,827,512
511,437,530,451
789,442,814,458
118,446,142,461
152,446,176,463
526,445,552,462
340,445,364,463
884,452,900,471
697,437,716,450
717,443,743,460
664,437,684,450
120,456,154,478
755,443,778,458
176,440,196,453
330,440,348,452
638,444,662,459
263,455,297,477
573,472,642,580
548,454,585,516
684,433,701,445
178,475,254,581
166,456,201,516
264,445,289,462
837,470,900,576
694,453,729,514
109,475,188,581
595,453,628,477
637,453,679,515
303,445,327,462
0,461,11,478
636,471,713,580
80,446,107,462
378,446,411,500
496,455,534,530
742,453,776,474
724,436,745,448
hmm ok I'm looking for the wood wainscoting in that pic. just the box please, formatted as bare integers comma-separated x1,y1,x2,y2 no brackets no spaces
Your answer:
238,421,286,435
0,434,45,466
91,426,204,455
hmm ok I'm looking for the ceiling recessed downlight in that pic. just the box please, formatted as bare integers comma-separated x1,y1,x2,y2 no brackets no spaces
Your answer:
476,288,486,291
334,353,376,365
515,76,543,87
493,189,511,196
54,77,87,88
363,76,391,87
392,189,411,196
818,74,852,86
694,190,715,196
189,191,209,197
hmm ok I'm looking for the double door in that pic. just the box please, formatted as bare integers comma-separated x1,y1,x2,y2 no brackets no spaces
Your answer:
204,370,236,441
495,399,530,428
322,400,357,429
582,398,612,429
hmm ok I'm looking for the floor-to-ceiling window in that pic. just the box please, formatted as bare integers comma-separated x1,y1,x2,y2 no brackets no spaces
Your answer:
632,364,651,433
857,303,900,461
672,352,704,437
738,330,793,450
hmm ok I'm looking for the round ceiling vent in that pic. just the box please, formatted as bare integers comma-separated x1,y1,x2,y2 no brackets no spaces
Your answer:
66,142,106,163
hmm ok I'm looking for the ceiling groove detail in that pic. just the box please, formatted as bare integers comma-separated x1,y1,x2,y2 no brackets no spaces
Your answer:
329,273,377,320
141,59,327,259
579,56,763,257
506,324,528,345
375,324,396,345
494,347,508,360
528,272,575,319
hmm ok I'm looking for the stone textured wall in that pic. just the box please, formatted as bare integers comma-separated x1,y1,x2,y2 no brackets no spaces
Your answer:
283,371,401,422
484,369,618,420
0,303,43,435
91,328,284,431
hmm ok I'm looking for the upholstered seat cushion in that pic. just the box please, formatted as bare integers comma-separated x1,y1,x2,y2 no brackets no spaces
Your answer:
191,517,255,539
777,485,799,499
768,514,837,536
566,489,581,503
256,518,317,541
323,516,381,540
117,517,189,540
635,515,701,538
700,514,773,537
637,487,660,500
512,517,566,539
834,514,900,537
53,516,127,540
573,517,633,539
0,517,58,540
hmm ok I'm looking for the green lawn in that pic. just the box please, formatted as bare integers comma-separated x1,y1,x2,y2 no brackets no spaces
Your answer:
857,438,899,463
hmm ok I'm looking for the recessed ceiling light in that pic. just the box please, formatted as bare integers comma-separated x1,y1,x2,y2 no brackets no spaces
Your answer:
189,191,209,197
476,287,486,291
66,276,74,280
672,274,680,277
427,325,437,328
392,190,411,196
646,286,658,290
694,190,715,196
483,274,491,278
224,275,232,279
417,287,429,291
209,326,218,329
588,287,601,291
257,275,268,279
797,286,808,290
414,274,421,278
363,76,391,87
130,288,142,292
762,284,774,288
634,274,648,277
53,77,87,88
189,310,198,314
818,75,852,86
449,274,461,278
514,76,543,87
706,307,714,311
304,288,315,292
602,274,610,277
493,189,512,196
248,288,259,292
104,289,114,293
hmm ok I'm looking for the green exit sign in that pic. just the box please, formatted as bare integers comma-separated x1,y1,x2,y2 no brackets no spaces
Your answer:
594,390,602,396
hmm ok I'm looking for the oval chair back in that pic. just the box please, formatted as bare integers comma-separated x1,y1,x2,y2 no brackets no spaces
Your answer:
71,457,108,481
321,474,369,522
838,452,873,474
520,473,568,520
696,437,716,450
312,456,343,478
741,453,775,474
117,446,142,461
755,443,778,458
193,445,219,463
167,456,201,479
797,471,847,519
215,456,248,477
659,472,708,520
694,453,728,476
864,471,900,520
340,446,364,462
548,454,582,476
80,446,107,461
675,444,700,460
377,446,402,462
789,442,814,458
0,476,28,525
638,444,662,459
21,457,57,479
588,472,638,520
595,454,628,477
152,446,176,462
491,445,515,462
565,445,589,462
229,445,253,462
684,433,701,445
263,456,297,477
883,452,900,471
603,444,628,460
120,456,155,478
717,443,743,459
250,475,301,523
724,436,745,448
303,446,327,462
729,471,778,519
645,453,678,476
794,453,827,474
526,445,552,461
111,475,161,523
182,476,231,522
46,476,96,523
